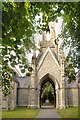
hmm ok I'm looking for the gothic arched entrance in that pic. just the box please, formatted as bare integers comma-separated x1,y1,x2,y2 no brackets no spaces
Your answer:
28,22,66,109
39,74,57,108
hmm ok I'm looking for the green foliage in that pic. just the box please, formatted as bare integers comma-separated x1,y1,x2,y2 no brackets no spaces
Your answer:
2,2,80,95
65,63,76,83
64,49,76,83
2,2,36,69
2,62,13,96
41,82,54,104
2,2,37,95
56,2,80,82
59,2,80,68
2,2,57,96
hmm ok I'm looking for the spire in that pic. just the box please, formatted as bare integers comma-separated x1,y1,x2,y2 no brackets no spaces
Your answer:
46,25,50,33
48,22,55,42
32,52,36,64
42,22,57,49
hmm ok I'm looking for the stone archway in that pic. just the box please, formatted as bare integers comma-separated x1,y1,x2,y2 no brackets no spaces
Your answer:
39,73,59,108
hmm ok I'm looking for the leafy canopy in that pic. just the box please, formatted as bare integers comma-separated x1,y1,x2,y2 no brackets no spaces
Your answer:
2,2,80,95
41,82,55,104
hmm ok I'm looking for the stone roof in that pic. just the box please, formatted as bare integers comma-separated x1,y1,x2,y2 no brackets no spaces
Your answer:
67,80,78,88
12,75,19,84
51,49,59,63
12,75,30,88
37,47,60,71
37,46,59,64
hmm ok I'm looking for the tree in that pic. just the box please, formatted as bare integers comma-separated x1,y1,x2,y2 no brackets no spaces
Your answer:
2,2,80,95
58,2,80,82
2,2,58,95
2,2,36,69
2,2,36,95
41,82,54,104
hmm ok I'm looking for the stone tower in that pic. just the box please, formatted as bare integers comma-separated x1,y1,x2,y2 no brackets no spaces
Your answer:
42,22,58,55
28,22,65,109
28,52,38,108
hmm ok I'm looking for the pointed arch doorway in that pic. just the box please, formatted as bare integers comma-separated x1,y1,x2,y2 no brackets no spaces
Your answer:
39,74,56,108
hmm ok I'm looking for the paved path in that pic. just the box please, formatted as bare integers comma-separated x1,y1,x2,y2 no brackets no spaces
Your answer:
36,106,61,118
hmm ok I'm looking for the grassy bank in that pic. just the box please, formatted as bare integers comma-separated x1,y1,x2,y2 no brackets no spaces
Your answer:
57,107,79,118
2,107,39,118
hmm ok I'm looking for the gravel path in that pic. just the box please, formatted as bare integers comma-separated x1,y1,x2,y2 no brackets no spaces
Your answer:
36,106,61,118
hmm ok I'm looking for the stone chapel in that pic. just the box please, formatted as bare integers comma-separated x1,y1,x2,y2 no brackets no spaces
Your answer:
2,22,79,110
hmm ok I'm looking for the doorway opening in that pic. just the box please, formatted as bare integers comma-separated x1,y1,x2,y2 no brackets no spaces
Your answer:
40,74,56,108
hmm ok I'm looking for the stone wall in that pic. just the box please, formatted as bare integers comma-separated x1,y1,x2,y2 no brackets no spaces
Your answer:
16,76,30,88
8,81,18,110
38,52,61,85
16,76,30,107
17,88,29,107
2,80,18,110
66,88,78,107
2,95,8,110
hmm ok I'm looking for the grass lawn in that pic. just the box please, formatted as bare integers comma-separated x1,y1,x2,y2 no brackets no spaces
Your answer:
2,107,39,118
79,108,80,118
57,107,80,118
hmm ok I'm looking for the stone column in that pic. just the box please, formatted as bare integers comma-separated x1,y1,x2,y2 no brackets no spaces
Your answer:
56,89,59,109
2,95,8,110
60,53,65,108
37,85,40,108
28,53,38,108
